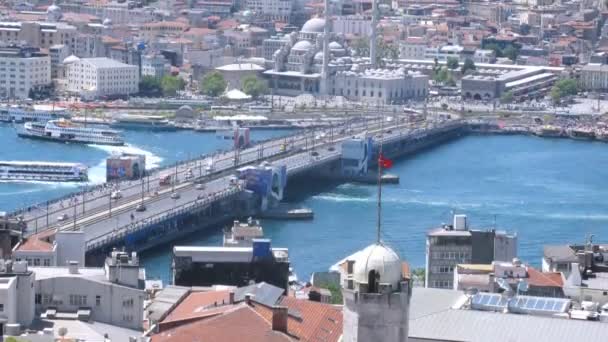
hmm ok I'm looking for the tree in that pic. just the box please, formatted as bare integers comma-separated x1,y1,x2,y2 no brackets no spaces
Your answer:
461,58,476,74
351,37,398,65
242,75,268,99
503,45,519,61
433,67,449,84
200,71,227,97
446,72,456,87
446,56,459,70
500,90,514,104
550,78,578,104
352,37,369,57
160,75,186,97
139,75,162,97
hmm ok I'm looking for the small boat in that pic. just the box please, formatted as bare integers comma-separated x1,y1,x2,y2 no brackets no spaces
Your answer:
568,127,595,140
0,161,87,182
0,104,70,123
17,119,124,146
535,125,563,138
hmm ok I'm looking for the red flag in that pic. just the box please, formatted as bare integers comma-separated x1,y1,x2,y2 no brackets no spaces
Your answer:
379,153,393,169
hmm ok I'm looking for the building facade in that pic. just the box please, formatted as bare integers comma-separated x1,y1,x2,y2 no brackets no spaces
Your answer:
0,261,35,333
142,54,171,79
580,63,608,91
0,46,51,99
0,21,77,51
332,69,429,104
245,0,293,21
67,57,139,99
425,214,518,289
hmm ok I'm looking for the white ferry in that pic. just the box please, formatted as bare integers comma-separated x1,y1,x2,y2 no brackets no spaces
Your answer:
0,104,70,123
17,119,124,146
0,161,88,182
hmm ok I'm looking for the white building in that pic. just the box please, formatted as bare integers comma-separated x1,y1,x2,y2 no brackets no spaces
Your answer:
333,15,372,36
333,68,428,104
67,57,139,99
245,0,292,21
0,260,36,334
580,63,608,91
473,49,496,64
0,46,51,99
12,231,85,268
399,37,427,60
30,251,145,330
48,44,69,78
142,54,171,79
424,45,464,62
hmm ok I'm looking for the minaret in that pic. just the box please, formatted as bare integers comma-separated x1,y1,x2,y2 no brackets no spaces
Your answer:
370,0,378,67
321,0,330,95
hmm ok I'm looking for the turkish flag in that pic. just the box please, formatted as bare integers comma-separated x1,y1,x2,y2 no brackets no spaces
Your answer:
378,153,393,169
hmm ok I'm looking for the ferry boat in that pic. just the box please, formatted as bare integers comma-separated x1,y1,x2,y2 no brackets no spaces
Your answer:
595,129,608,142
0,161,87,182
568,127,596,140
223,218,264,247
110,115,177,131
17,119,124,146
535,125,563,138
0,104,70,123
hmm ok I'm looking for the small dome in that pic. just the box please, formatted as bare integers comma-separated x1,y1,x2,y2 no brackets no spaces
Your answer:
63,55,80,64
352,243,403,288
301,17,325,33
292,40,312,51
47,3,61,13
103,18,113,26
314,51,324,61
329,41,342,50
242,10,252,17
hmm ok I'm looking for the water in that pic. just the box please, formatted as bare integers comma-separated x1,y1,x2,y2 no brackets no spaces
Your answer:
140,134,608,284
2,125,608,285
0,124,294,211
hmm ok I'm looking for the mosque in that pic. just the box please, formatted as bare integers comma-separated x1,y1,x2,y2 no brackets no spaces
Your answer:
263,0,428,104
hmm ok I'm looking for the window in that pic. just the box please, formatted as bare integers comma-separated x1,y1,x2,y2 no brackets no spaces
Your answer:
96,295,101,306
43,259,50,266
69,295,87,306
0,304,3,312
35,294,41,304
123,297,134,307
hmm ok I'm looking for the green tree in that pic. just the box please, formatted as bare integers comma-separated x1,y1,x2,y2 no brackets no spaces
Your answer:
446,72,456,87
242,75,268,99
503,45,519,61
200,71,227,97
550,78,578,104
317,282,343,304
352,37,369,57
160,75,186,97
500,90,514,104
446,56,459,70
139,75,162,96
351,37,398,65
433,67,449,84
461,58,476,74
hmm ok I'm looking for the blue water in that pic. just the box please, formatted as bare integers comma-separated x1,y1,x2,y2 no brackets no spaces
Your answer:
2,124,608,286
0,124,294,211
140,134,608,284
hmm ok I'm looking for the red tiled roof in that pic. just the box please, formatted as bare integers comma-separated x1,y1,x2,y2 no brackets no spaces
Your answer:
16,237,53,252
277,297,342,342
527,267,564,288
151,304,293,342
162,290,232,324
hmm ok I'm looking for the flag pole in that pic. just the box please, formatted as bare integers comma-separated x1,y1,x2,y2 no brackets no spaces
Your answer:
377,114,384,244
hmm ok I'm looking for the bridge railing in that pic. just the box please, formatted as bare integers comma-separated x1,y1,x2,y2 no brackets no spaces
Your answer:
85,185,242,251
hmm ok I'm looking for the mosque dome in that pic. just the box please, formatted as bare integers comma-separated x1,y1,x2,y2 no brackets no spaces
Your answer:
62,55,80,64
47,3,61,14
329,41,342,50
314,51,323,60
292,40,313,51
301,17,326,33
103,18,113,26
352,243,403,288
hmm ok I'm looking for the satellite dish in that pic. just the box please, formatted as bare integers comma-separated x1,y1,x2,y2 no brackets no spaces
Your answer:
517,279,529,294
495,278,511,292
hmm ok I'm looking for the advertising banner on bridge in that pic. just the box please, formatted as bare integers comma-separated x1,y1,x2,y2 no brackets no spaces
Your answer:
106,154,146,181
238,167,272,196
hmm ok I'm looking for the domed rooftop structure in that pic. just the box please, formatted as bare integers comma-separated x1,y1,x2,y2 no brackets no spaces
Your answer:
103,18,113,26
314,51,324,61
352,243,403,288
62,55,80,64
291,40,312,51
301,17,326,33
329,41,342,50
47,3,60,14
46,1,62,21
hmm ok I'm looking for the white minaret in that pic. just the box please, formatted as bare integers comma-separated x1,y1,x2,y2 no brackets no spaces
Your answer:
370,0,379,67
321,0,331,95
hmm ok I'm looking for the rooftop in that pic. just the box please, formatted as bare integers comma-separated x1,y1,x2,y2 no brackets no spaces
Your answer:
81,57,136,69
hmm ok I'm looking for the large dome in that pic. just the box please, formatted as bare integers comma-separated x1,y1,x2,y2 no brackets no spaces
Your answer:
291,40,313,51
301,17,326,33
352,243,403,288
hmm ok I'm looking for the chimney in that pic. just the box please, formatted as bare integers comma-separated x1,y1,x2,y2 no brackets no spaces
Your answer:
271,306,288,333
245,293,253,305
229,291,235,304
68,260,79,274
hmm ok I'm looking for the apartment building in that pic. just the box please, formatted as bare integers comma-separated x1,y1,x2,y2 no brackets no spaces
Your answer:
425,214,518,289
0,46,51,99
67,57,139,99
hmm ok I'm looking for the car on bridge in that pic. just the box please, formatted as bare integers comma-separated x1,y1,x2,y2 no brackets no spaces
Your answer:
195,183,205,190
170,192,181,199
110,191,122,200
135,203,146,212
57,213,69,222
